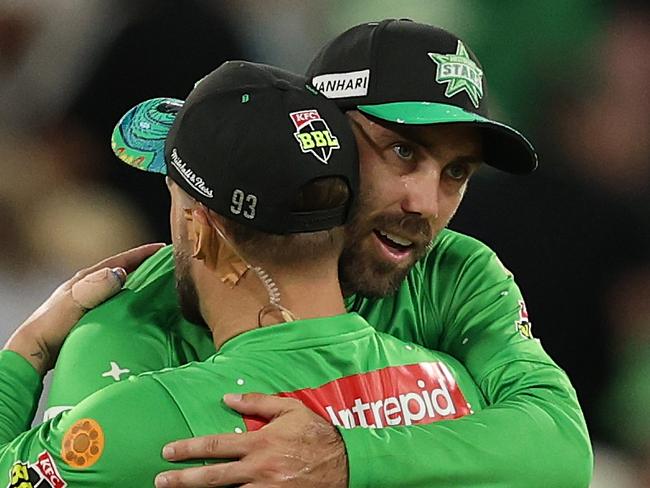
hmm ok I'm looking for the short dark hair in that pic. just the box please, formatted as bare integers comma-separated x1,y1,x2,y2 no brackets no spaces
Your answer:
222,177,350,266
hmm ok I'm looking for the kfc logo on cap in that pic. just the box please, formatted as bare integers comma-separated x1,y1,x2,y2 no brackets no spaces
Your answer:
290,109,340,164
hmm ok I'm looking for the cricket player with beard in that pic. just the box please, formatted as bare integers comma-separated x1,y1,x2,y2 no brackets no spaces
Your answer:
46,20,592,488
0,61,486,487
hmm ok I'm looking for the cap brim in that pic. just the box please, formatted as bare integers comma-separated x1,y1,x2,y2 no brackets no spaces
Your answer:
111,97,184,175
357,102,538,174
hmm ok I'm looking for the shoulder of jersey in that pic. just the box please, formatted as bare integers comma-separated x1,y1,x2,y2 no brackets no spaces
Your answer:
421,228,515,281
136,358,220,385
123,244,175,292
419,228,496,267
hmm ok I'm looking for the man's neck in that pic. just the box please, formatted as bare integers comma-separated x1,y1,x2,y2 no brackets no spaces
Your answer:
200,265,347,349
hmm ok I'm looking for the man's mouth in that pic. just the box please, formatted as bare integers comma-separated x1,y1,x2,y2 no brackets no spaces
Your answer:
373,229,414,261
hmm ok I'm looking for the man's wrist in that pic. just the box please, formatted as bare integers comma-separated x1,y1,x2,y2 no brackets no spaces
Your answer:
4,332,50,376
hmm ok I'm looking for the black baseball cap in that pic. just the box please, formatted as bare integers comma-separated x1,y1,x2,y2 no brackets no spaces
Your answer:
306,19,537,174
111,61,359,234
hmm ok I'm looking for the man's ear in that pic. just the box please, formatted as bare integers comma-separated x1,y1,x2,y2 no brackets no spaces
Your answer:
186,205,249,284
188,206,220,269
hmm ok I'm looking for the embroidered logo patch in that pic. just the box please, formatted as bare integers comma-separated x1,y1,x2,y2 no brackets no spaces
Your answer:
61,419,104,469
289,109,340,164
8,451,66,488
428,41,484,108
515,300,534,339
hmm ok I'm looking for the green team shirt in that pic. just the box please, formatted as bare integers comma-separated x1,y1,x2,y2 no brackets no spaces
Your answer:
46,229,593,487
0,314,486,487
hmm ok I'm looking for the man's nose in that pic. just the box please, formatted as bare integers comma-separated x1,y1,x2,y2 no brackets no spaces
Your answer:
400,169,440,220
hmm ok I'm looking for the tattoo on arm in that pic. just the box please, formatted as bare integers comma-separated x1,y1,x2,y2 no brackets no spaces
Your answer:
29,347,50,372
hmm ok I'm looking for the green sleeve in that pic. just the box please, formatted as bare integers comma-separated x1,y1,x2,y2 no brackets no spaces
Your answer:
0,365,198,487
0,351,42,440
45,245,214,419
344,232,592,487
341,361,591,488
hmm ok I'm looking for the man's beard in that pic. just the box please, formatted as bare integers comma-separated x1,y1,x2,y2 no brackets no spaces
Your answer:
339,199,434,298
173,246,208,328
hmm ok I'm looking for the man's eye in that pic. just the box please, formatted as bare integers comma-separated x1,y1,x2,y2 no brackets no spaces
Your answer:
445,164,469,181
392,144,414,160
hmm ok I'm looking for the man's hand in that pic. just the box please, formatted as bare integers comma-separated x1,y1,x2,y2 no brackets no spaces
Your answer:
4,243,165,374
155,393,348,488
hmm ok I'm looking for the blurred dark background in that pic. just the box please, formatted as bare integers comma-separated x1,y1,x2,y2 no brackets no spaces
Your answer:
1,1,648,486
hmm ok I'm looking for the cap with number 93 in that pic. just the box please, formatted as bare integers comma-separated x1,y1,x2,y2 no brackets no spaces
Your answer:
111,61,359,234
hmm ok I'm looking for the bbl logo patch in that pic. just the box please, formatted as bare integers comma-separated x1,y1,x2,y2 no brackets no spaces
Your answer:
61,418,104,469
515,300,534,339
8,452,67,488
428,41,484,108
290,109,340,164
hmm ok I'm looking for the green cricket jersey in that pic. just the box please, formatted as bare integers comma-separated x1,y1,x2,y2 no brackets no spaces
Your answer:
45,229,592,487
0,313,486,487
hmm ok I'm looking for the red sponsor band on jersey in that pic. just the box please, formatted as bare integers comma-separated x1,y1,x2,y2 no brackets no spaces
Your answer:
289,109,321,129
244,362,472,431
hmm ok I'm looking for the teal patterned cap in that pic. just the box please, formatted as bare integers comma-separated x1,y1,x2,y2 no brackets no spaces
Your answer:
111,97,184,174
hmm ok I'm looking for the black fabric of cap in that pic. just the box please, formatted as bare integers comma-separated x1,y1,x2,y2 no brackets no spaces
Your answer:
306,19,538,174
164,61,358,234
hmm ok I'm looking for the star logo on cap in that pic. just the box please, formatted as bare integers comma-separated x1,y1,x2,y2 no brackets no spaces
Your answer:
428,41,484,108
